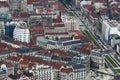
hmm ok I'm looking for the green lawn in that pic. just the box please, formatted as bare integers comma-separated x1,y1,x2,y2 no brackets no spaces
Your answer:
115,69,120,73
69,11,74,16
105,55,118,67
84,30,102,49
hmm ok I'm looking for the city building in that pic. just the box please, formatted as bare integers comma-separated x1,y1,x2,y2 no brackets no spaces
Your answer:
79,0,120,40
60,64,86,80
30,26,44,37
47,39,83,51
1,0,117,79
0,61,14,80
72,56,90,73
5,22,16,38
13,21,30,43
32,64,54,80
0,41,16,60
0,0,9,14
60,66,73,80
8,0,27,13
0,21,5,36
62,16,79,31
90,49,105,69
101,20,120,47
45,30,87,51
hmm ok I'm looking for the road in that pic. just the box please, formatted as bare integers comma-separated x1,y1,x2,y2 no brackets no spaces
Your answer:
61,0,120,77
62,0,107,50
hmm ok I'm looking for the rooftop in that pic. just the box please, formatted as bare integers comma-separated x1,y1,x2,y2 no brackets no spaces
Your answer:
60,66,73,74
38,49,69,56
72,64,85,70
90,49,105,57
0,61,13,68
0,1,8,7
83,0,120,19
30,26,44,31
7,54,66,69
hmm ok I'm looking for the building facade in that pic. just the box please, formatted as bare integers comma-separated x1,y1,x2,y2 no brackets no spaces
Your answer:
13,21,30,43
62,16,79,31
5,22,16,38
0,21,5,36
90,49,105,69
8,0,27,13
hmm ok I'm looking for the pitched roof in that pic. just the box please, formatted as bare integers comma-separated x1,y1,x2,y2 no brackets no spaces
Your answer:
39,49,69,56
53,24,65,27
0,42,16,53
12,12,30,18
61,67,73,74
7,54,67,70
45,32,68,35
52,18,62,23
72,64,85,69
0,61,13,68
69,30,86,39
27,0,48,4
30,26,44,31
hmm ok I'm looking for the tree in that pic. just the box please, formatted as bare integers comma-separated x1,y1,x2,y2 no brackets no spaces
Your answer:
45,36,49,39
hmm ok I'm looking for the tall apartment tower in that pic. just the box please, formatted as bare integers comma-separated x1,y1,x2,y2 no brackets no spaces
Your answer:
13,21,30,43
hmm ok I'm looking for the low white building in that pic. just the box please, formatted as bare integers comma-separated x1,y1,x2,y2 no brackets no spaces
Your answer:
13,21,30,43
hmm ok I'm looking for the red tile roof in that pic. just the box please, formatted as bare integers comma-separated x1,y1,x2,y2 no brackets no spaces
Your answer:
30,26,44,31
80,42,96,55
13,40,35,48
90,12,100,18
69,30,86,39
7,55,66,69
19,60,29,65
57,6,67,13
46,7,54,12
27,0,48,4
51,1,59,5
52,18,62,23
53,24,65,27
39,49,69,56
0,42,16,53
45,32,68,35
84,5,93,11
7,55,21,62
84,0,120,19
111,6,120,12
61,67,73,74
37,8,44,13
12,12,30,18
0,61,13,68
